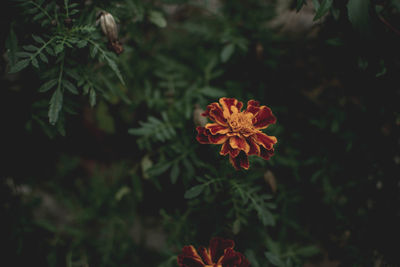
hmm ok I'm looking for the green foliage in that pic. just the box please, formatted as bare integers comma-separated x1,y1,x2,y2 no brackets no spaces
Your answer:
3,0,400,267
8,0,126,132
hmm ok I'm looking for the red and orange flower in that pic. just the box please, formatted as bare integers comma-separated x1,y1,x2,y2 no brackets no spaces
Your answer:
196,97,277,170
177,237,250,267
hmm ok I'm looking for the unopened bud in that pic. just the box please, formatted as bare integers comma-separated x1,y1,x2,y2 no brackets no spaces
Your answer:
97,11,119,42
264,170,277,193
193,104,208,127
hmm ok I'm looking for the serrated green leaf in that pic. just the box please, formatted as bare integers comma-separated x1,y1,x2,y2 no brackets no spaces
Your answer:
265,252,284,267
90,45,98,58
65,69,79,80
56,117,66,136
199,86,225,98
32,34,45,44
39,79,57,92
147,162,172,177
89,88,96,106
170,163,180,184
9,59,30,73
33,12,45,21
76,40,87,48
48,88,63,125
184,184,205,199
31,57,39,68
220,43,235,63
149,11,167,28
23,45,38,51
16,52,32,58
63,80,78,94
39,53,48,63
83,83,90,94
70,9,79,15
106,57,125,85
54,44,64,55
45,46,55,56
347,0,371,36
313,0,333,21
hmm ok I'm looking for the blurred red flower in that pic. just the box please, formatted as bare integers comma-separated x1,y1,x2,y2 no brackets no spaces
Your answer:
196,97,277,170
177,237,250,267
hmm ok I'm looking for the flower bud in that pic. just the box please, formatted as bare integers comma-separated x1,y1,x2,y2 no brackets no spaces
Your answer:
97,11,118,42
193,104,208,127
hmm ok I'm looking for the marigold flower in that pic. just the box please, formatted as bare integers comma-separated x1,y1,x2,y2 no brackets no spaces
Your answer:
196,97,277,170
177,237,250,267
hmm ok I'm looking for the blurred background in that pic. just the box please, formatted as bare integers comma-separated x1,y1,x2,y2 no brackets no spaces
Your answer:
1,0,400,266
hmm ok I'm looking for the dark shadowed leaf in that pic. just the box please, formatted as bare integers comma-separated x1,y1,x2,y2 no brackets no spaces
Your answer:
313,0,333,21
39,79,57,92
221,43,235,63
48,88,63,125
184,184,205,199
347,0,371,36
9,59,30,73
149,11,167,28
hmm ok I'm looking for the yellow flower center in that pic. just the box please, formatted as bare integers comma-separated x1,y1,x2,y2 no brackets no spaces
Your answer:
228,111,255,136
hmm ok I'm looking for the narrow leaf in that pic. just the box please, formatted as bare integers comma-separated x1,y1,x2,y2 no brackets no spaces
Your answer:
184,184,205,199
76,40,87,48
31,57,39,68
9,59,30,73
89,88,96,107
220,43,235,63
313,0,333,21
32,34,45,44
39,53,48,63
106,57,125,85
39,79,57,92
170,163,180,184
48,88,63,125
23,45,38,51
63,80,78,94
265,252,284,267
149,11,167,28
347,0,371,36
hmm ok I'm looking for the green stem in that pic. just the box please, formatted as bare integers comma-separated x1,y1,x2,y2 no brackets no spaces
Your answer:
64,0,69,18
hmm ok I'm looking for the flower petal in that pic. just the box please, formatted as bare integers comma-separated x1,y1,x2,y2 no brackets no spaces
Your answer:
238,252,251,267
260,146,274,160
203,102,227,126
220,142,240,158
219,97,243,118
218,248,242,266
253,132,277,150
208,134,229,144
196,127,211,144
198,247,213,265
229,152,249,170
205,123,230,135
253,106,276,129
177,246,205,267
208,237,235,263
248,136,260,156
245,100,261,115
229,136,250,154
